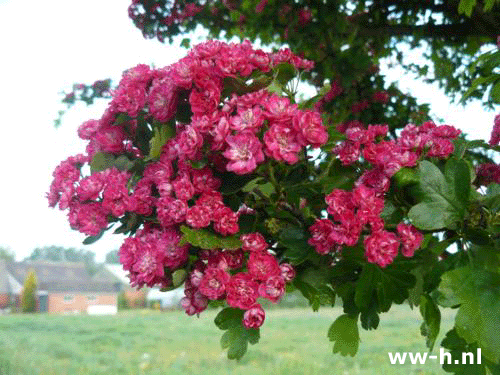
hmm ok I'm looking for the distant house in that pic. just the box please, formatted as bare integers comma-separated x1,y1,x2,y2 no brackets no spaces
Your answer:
93,264,147,308
0,259,119,314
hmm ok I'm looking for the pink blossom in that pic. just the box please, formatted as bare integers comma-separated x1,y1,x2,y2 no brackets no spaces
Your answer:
226,273,259,310
397,223,423,257
230,107,264,132
280,263,296,282
247,252,281,281
243,304,266,329
292,110,328,148
308,219,335,254
241,233,268,253
264,124,302,164
364,230,400,268
198,267,231,300
490,114,500,146
258,275,286,302
213,206,239,235
223,133,265,175
186,205,212,228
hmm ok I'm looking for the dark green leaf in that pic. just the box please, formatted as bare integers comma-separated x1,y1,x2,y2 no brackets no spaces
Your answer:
419,294,441,351
279,227,313,264
327,314,360,357
90,152,115,174
215,308,260,360
179,226,242,250
354,264,377,310
82,229,105,245
438,266,500,363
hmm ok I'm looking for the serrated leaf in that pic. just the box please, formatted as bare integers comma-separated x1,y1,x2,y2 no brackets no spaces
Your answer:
90,152,115,174
146,123,175,161
327,314,360,356
458,0,477,16
408,161,462,230
438,266,500,363
354,264,377,310
419,294,441,351
180,225,242,249
274,62,297,85
279,227,313,264
215,308,260,360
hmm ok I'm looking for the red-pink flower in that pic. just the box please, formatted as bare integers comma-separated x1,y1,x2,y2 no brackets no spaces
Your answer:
243,304,266,329
223,133,265,175
397,223,423,257
308,219,335,254
258,275,286,303
241,233,268,252
226,273,259,310
264,124,302,164
292,110,328,148
198,267,231,300
247,252,281,281
364,230,400,268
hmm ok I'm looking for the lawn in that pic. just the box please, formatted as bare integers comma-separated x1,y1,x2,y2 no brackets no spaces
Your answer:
0,305,455,375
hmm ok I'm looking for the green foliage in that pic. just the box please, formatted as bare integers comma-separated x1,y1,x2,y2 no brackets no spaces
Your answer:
419,294,441,351
0,246,15,261
179,225,242,249
437,266,500,363
20,269,37,313
327,314,360,357
408,160,470,230
214,308,260,360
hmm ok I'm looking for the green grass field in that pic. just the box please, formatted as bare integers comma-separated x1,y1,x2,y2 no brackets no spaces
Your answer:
0,305,455,375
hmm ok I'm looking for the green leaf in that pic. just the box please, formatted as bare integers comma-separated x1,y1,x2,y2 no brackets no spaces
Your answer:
458,0,477,16
490,79,500,103
179,225,242,249
441,328,500,375
273,62,297,85
146,123,175,161
408,202,459,231
376,268,416,312
408,161,462,230
90,152,115,174
113,155,135,171
215,308,260,360
438,266,500,363
419,294,441,351
82,229,106,245
327,314,360,357
354,264,377,310
445,158,471,210
279,227,313,264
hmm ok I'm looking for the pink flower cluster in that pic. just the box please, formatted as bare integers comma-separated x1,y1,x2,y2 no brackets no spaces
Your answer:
49,41,315,317
181,232,295,329
309,121,459,267
334,121,460,194
489,113,500,146
475,163,500,186
119,224,189,288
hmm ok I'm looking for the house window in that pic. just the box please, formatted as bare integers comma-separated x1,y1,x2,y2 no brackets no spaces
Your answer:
87,295,97,304
63,295,74,303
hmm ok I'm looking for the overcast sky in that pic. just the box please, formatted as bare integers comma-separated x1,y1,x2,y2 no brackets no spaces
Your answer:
0,0,497,262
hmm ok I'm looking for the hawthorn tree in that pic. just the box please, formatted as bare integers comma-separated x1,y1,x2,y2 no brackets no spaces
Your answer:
49,1,500,374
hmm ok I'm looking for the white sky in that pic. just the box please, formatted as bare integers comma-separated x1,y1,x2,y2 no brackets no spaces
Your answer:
0,0,497,262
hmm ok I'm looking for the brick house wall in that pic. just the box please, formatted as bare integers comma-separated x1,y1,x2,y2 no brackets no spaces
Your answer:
124,289,146,308
0,294,9,309
48,294,117,314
